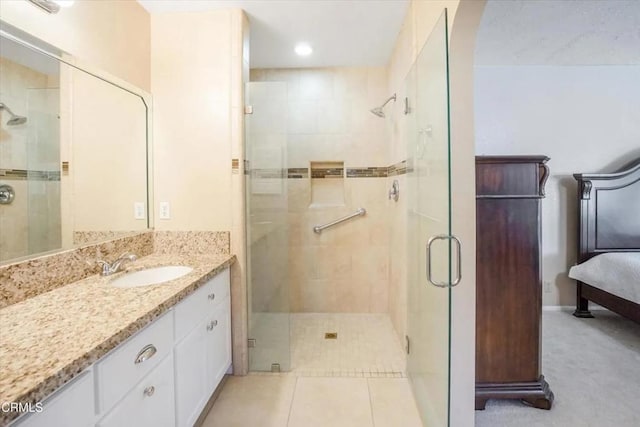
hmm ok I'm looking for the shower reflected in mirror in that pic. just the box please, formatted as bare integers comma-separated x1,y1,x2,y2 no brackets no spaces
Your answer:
0,102,28,125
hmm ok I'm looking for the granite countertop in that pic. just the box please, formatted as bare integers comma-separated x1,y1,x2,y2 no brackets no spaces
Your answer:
0,253,235,425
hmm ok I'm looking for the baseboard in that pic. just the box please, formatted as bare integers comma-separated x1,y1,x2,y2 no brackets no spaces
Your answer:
543,304,607,312
542,306,573,312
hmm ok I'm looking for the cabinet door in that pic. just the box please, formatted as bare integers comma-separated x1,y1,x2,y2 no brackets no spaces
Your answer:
12,371,94,427
97,355,175,427
174,317,210,427
206,297,232,392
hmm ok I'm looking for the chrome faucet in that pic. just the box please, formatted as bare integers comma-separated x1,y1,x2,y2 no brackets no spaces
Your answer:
97,252,137,276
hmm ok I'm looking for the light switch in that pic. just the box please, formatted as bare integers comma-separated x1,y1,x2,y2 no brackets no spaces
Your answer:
134,202,145,219
159,202,171,220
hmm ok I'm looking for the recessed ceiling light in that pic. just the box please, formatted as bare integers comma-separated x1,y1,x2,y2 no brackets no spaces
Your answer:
294,43,313,56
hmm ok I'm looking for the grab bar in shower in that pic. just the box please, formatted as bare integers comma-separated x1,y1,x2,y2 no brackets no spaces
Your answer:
313,208,366,234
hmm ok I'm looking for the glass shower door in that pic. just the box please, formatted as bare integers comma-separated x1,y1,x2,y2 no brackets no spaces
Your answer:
245,82,291,372
406,10,457,427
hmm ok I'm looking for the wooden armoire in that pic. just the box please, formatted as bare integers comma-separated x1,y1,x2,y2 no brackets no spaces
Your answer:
475,156,554,410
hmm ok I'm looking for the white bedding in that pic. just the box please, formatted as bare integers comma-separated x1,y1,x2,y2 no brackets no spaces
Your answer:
568,252,640,304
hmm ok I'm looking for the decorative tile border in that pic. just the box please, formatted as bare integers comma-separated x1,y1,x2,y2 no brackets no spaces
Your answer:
251,169,285,179
231,158,240,175
243,160,413,179
346,167,388,178
0,169,61,181
311,167,344,179
388,160,410,176
287,168,309,179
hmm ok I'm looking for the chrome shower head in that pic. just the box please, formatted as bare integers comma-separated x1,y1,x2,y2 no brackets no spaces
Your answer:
370,107,385,118
7,116,27,126
369,94,396,118
0,102,28,126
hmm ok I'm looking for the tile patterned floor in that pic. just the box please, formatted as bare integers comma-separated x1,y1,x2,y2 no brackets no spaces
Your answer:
201,375,423,427
289,313,406,377
249,313,407,377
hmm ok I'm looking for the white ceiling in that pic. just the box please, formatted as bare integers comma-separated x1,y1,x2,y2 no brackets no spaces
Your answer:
476,0,640,66
137,0,410,69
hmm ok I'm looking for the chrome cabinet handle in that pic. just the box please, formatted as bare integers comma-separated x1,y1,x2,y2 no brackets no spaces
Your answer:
208,293,215,301
426,234,462,288
206,320,218,331
134,344,157,364
143,386,155,397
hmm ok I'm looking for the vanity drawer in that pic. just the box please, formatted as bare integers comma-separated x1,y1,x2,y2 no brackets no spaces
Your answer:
97,355,175,427
96,311,173,413
174,268,230,341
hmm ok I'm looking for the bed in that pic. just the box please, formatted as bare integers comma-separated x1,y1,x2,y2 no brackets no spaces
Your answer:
569,156,640,324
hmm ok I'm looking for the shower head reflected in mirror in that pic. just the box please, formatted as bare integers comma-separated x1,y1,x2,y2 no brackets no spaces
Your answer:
370,94,396,118
0,102,28,126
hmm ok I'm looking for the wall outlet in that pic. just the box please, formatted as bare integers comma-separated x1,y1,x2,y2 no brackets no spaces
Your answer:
159,202,171,220
134,202,145,219
543,281,552,293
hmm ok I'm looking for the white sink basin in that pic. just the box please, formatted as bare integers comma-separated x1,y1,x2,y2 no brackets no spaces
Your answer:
110,266,193,288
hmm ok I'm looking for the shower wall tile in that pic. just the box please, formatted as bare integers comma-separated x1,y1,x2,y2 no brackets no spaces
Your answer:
252,67,389,167
0,180,29,261
287,178,389,313
0,57,56,171
252,67,392,315
287,100,318,134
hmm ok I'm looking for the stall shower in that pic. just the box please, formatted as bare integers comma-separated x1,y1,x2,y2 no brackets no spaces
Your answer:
244,67,406,376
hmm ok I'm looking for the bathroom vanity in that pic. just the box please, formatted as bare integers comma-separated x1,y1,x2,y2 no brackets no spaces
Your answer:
1,255,234,427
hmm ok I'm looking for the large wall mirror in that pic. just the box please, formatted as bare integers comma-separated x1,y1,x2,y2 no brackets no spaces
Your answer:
0,24,151,263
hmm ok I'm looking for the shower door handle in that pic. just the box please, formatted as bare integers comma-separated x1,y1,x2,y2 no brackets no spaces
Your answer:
426,234,462,288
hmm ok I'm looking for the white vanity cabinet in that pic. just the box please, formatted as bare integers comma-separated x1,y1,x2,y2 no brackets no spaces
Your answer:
174,269,231,427
9,267,231,427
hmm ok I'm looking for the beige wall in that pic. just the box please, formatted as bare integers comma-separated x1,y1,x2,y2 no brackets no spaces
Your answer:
151,8,249,374
0,0,150,91
151,9,241,231
66,66,148,234
250,67,390,314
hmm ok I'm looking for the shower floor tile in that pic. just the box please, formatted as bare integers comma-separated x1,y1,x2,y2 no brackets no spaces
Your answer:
290,313,406,377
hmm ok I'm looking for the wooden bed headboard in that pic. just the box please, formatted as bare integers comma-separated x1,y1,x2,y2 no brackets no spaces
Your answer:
574,156,640,263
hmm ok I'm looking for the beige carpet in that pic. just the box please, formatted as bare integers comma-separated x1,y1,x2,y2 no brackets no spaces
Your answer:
475,310,640,427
